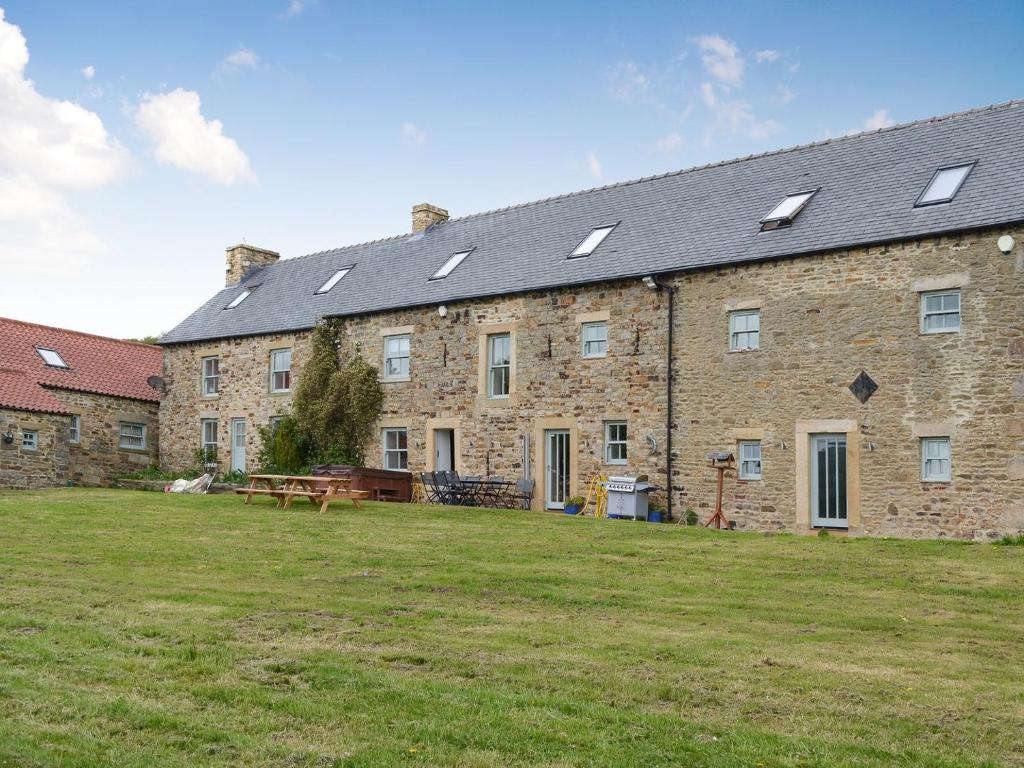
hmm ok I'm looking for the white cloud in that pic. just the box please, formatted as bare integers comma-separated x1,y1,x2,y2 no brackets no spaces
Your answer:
699,82,780,142
862,108,895,131
693,34,744,86
655,131,685,153
81,64,95,79
774,84,796,104
399,121,426,147
609,61,649,103
0,9,127,279
219,47,260,74
134,88,255,185
282,0,316,18
585,151,602,179
754,50,779,63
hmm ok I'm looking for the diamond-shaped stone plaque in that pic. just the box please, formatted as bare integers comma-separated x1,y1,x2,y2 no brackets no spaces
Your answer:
849,370,878,404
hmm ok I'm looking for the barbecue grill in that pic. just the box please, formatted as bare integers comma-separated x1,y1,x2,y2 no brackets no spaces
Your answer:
604,474,656,520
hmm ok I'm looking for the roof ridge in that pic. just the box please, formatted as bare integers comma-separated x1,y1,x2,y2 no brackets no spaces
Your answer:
272,99,1022,263
0,316,163,350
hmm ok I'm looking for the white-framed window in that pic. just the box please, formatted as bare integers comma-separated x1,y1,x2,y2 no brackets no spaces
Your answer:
605,421,627,464
201,419,218,460
383,334,410,380
270,348,292,393
729,309,760,351
915,163,974,207
22,430,38,450
382,428,408,470
202,356,220,396
569,225,617,258
921,437,951,482
739,441,762,480
69,415,81,444
119,422,146,450
582,321,608,358
920,290,961,334
225,288,252,310
430,249,473,280
315,266,352,294
487,333,511,399
269,415,284,432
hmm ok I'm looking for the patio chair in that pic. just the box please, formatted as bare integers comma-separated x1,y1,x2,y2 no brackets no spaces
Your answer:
420,472,442,504
445,471,473,506
514,478,535,510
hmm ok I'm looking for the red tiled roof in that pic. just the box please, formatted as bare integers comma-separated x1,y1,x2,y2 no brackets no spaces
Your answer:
0,317,163,414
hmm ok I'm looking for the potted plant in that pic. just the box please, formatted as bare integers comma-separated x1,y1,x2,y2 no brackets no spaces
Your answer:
564,495,585,515
647,503,664,523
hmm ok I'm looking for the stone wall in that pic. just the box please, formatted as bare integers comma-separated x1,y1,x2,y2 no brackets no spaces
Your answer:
50,390,160,486
670,226,1024,540
159,283,669,506
0,391,159,490
159,227,1024,539
0,408,70,489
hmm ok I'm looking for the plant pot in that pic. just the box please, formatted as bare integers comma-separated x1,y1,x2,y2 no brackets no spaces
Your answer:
564,504,581,515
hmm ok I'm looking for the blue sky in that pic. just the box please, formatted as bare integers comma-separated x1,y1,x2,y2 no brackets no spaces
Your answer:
2,0,1022,338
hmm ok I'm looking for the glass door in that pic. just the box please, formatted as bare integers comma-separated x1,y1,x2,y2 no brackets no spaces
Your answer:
231,419,247,473
544,430,570,510
811,434,847,528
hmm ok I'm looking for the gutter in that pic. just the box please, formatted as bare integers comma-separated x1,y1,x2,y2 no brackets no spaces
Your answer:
641,275,675,522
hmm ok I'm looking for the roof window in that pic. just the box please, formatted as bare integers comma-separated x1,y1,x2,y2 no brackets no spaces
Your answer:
36,347,68,368
315,266,353,294
760,189,817,231
430,249,473,280
569,224,617,258
225,288,253,309
915,163,975,207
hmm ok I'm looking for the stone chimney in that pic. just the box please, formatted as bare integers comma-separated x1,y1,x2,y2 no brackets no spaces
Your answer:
412,203,449,233
225,244,280,286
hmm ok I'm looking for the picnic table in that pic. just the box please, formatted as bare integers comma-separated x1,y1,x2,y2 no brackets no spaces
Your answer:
235,473,369,513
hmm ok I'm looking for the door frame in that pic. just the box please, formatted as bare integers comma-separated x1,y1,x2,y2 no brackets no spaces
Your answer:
230,418,246,473
433,428,455,472
532,417,578,512
795,419,860,533
810,433,849,529
424,418,462,474
544,429,571,510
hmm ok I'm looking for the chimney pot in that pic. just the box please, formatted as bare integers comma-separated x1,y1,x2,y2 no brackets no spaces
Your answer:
412,203,449,233
225,244,280,286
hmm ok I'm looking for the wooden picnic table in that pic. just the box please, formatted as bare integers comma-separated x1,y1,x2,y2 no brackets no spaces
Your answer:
235,473,369,513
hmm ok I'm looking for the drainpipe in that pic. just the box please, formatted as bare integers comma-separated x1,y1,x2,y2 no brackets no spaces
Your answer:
642,275,675,521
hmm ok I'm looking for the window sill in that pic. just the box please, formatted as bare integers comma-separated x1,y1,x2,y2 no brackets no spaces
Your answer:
739,477,762,482
728,348,760,354
201,393,220,400
118,446,149,454
604,462,627,467
269,390,291,396
919,330,960,336
380,376,411,384
582,354,608,361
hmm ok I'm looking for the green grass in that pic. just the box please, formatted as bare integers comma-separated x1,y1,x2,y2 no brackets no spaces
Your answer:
0,489,1022,767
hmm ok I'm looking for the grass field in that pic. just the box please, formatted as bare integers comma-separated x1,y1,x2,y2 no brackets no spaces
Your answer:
0,489,1021,767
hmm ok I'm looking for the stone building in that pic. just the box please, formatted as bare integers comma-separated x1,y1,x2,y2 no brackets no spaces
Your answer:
0,318,163,488
159,102,1024,539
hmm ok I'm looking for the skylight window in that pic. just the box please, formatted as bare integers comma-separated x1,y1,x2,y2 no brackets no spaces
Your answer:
36,348,68,368
915,163,975,207
225,288,252,309
430,249,473,280
315,266,353,294
570,224,617,258
760,189,817,231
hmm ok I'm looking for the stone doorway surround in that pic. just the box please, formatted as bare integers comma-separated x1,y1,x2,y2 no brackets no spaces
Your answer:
424,417,462,474
795,419,861,534
531,416,579,512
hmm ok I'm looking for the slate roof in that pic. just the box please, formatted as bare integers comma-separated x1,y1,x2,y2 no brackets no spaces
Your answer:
161,100,1024,346
0,318,163,415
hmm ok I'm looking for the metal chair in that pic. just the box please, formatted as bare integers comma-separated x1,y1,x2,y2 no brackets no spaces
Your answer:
420,473,442,504
514,478,535,510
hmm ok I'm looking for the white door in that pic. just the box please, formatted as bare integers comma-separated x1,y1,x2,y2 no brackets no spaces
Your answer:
544,430,570,510
811,434,847,528
434,429,453,472
231,419,246,473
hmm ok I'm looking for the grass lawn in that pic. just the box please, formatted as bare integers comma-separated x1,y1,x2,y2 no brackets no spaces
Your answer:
0,489,1022,767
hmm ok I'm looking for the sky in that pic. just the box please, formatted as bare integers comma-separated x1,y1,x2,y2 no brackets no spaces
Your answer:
1,0,1022,339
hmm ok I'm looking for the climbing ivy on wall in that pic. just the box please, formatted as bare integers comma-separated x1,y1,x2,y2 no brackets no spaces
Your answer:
292,318,384,467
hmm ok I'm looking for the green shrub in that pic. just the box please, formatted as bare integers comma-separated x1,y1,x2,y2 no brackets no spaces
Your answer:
256,415,308,474
996,533,1024,546
817,528,830,538
684,508,699,526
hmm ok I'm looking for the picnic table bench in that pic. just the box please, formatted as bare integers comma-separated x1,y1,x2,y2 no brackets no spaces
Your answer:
235,474,369,513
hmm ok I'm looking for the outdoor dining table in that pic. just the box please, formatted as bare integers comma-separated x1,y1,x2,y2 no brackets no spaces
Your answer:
456,478,518,509
235,473,368,513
